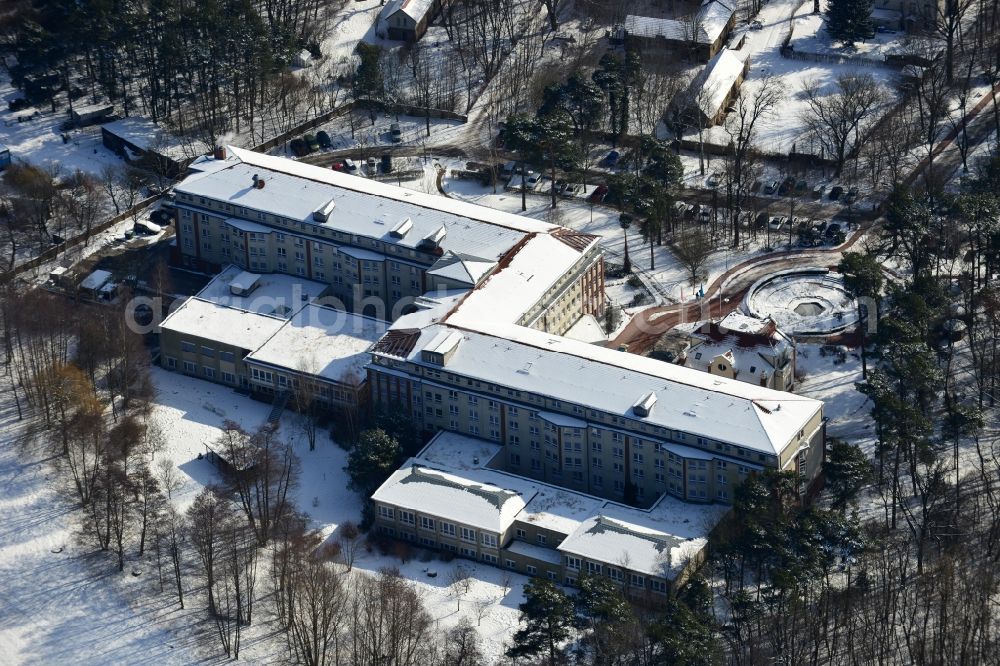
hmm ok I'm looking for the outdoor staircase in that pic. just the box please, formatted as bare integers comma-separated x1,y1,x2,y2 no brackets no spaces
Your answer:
267,390,290,424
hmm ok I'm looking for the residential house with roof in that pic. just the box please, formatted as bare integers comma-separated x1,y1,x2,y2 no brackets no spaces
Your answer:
617,0,737,61
379,0,448,42
658,312,797,391
679,47,750,127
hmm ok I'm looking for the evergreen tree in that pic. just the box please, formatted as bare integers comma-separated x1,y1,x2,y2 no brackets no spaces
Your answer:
824,439,873,509
346,428,401,496
826,0,875,45
506,578,574,666
838,252,884,378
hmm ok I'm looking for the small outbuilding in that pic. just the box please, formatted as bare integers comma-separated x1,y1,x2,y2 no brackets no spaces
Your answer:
101,117,204,178
379,0,447,42
79,269,114,300
680,47,750,127
617,0,737,61
70,102,114,128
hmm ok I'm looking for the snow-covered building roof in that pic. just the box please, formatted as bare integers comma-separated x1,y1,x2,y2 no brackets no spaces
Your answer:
159,298,287,351
375,321,819,457
557,494,728,578
688,48,748,118
445,232,598,328
563,313,607,344
518,487,607,536
623,0,734,45
372,461,539,533
696,0,736,43
417,431,504,470
102,117,206,161
371,430,726,579
381,0,435,22
175,146,553,263
195,265,328,317
245,304,387,385
426,252,497,287
79,269,113,291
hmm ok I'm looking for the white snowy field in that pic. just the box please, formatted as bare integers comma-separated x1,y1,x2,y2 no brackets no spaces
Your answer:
147,367,529,659
0,73,126,179
0,365,530,663
0,379,212,665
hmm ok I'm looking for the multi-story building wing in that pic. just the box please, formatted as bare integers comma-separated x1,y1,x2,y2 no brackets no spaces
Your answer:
170,146,593,320
368,230,825,507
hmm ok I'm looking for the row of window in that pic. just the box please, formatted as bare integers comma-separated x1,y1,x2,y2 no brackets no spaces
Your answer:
378,507,499,548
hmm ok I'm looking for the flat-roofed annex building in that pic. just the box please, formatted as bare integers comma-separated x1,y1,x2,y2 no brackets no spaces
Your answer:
159,266,387,411
371,432,727,594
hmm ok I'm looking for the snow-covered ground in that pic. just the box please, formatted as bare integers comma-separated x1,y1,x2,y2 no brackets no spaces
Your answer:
692,0,900,156
0,363,532,662
151,367,528,660
788,6,940,62
0,378,213,664
0,73,125,179
796,343,872,446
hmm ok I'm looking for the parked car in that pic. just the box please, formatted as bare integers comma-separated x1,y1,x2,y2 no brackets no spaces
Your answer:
150,209,173,226
380,154,394,173
812,183,827,198
316,130,332,149
749,19,763,30
390,122,402,139
366,156,378,174
706,172,722,188
767,215,786,231
604,150,620,168
795,179,808,194
763,179,780,194
562,183,583,197
697,207,712,223
525,171,542,189
754,211,770,228
343,158,358,172
778,176,796,195
589,184,609,203
845,186,859,204
8,98,30,112
332,161,345,171
829,184,844,200
304,133,320,152
813,219,829,233
824,222,842,237
290,138,309,157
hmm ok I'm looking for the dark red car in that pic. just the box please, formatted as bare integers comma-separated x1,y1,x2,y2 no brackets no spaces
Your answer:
589,184,609,203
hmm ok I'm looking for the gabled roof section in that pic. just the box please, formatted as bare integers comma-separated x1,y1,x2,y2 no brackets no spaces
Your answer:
427,252,497,286
552,229,600,252
371,329,421,358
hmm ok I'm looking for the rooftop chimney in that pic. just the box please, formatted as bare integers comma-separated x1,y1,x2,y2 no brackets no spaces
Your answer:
214,146,227,160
